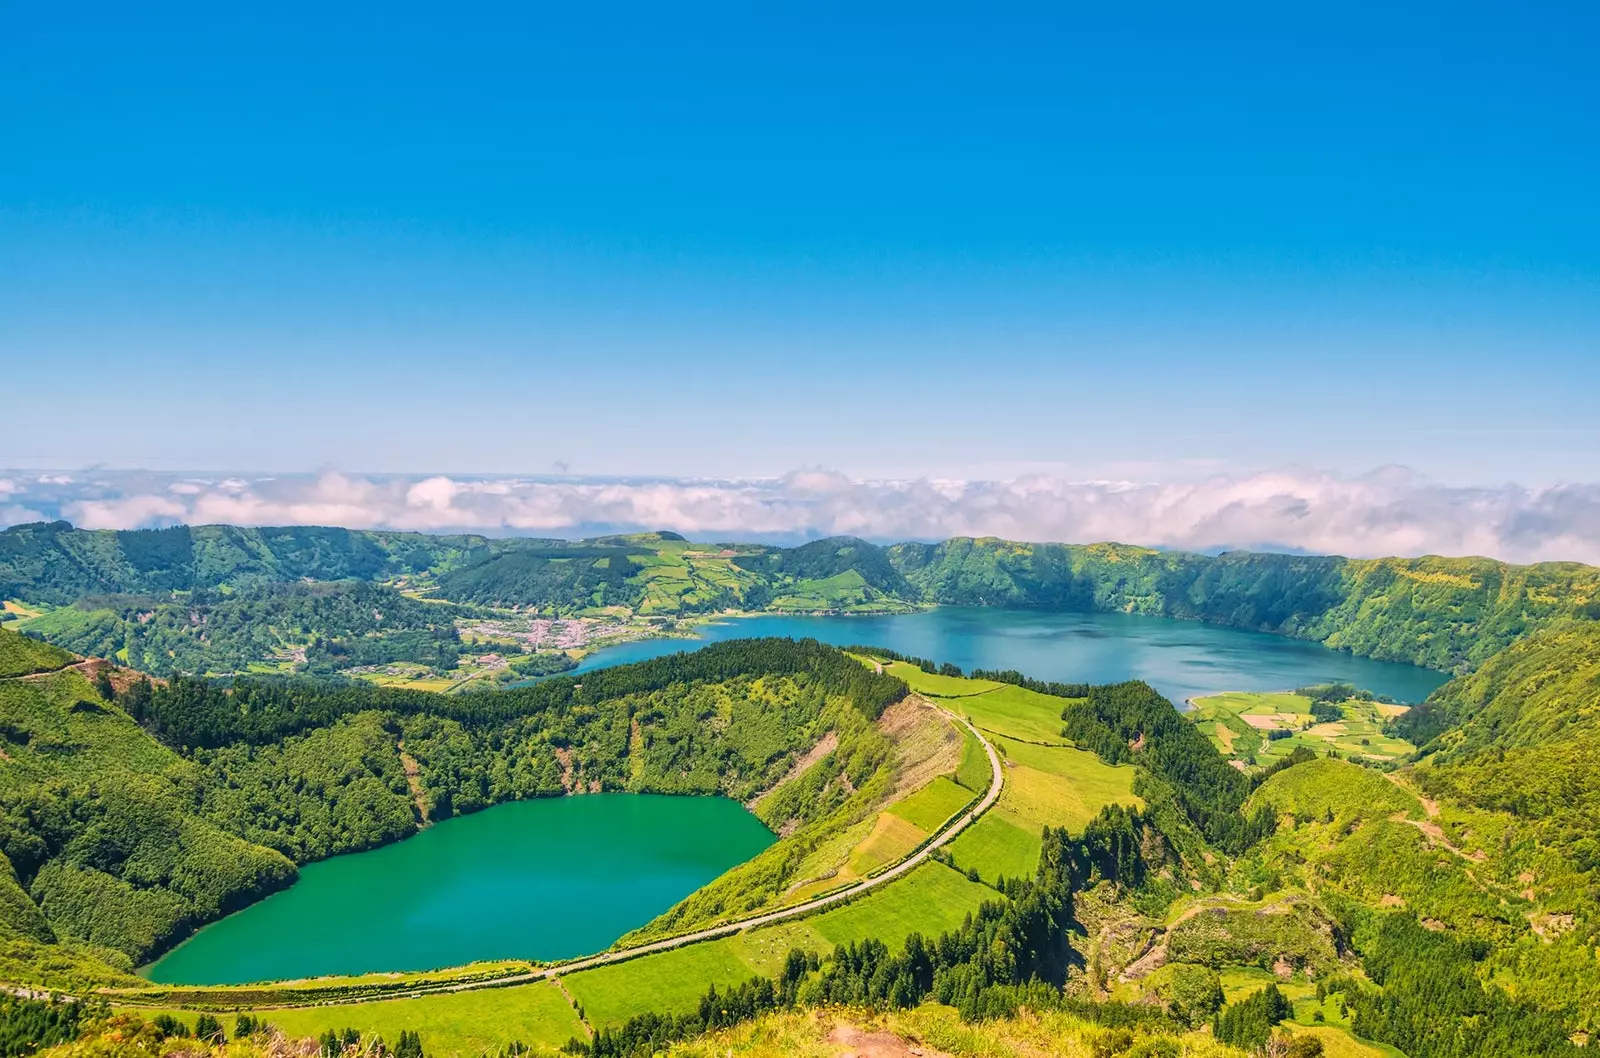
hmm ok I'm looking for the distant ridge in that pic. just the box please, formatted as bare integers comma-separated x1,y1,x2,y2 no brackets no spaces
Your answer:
6,521,1597,675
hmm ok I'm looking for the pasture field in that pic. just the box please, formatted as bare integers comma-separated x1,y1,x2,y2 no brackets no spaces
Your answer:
564,862,991,1029
886,775,973,832
564,939,762,1030
883,661,1003,698
945,811,1039,881
131,978,584,1056
805,862,993,947
948,734,1139,882
943,683,1078,744
0,599,44,622
1281,1025,1406,1058
844,812,927,876
954,727,991,791
1190,690,1415,767
876,667,1140,883
1219,965,1316,1004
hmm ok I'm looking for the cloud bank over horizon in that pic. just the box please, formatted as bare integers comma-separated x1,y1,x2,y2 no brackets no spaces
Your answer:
3,468,1599,566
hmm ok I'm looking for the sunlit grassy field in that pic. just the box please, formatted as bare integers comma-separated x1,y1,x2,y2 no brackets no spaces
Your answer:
886,775,973,832
883,662,1003,698
844,813,926,876
947,734,1139,882
950,684,1078,744
564,863,991,1029
132,978,584,1056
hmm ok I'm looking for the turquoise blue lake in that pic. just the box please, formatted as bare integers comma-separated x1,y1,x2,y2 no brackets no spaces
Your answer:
570,607,1449,705
146,794,774,984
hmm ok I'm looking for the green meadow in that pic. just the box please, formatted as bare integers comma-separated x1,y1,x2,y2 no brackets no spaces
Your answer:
1189,689,1416,768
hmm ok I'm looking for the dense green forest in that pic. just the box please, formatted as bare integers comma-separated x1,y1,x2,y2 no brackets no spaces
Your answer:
888,538,1600,671
15,581,466,678
0,628,905,975
7,522,1600,682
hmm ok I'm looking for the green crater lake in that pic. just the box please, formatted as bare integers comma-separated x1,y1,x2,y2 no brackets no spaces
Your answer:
152,608,1448,985
146,794,774,985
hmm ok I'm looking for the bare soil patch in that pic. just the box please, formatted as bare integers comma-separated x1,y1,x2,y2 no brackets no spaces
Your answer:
554,747,576,792
826,1024,949,1058
748,731,839,810
396,740,430,824
879,696,962,797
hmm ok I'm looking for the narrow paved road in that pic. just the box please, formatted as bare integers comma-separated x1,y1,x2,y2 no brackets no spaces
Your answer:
179,702,1004,1010
531,704,1005,980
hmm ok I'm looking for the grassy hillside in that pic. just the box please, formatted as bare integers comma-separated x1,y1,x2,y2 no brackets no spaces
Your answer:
5,529,1600,1056
1403,620,1600,903
0,626,74,678
1243,755,1600,1036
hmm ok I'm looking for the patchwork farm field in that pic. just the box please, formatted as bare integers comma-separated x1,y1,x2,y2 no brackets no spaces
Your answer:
1189,689,1416,768
948,735,1140,882
879,661,1141,883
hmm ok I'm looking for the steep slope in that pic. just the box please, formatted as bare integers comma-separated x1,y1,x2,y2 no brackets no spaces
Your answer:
0,628,298,967
889,538,1600,671
0,628,75,678
1402,621,1600,875
0,629,912,981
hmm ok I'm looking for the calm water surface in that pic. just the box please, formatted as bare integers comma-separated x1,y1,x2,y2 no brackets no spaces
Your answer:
146,794,773,984
573,608,1449,705
152,608,1445,984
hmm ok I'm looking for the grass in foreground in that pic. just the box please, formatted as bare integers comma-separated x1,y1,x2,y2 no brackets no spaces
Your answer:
885,775,973,832
662,1004,1243,1057
565,863,993,1030
126,978,584,1056
949,684,1078,744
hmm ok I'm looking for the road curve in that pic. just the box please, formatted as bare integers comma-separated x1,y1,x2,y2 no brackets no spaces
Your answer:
532,704,1004,980
195,701,1005,1009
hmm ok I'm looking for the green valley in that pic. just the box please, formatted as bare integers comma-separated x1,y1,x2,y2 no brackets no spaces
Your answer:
1,528,1598,1058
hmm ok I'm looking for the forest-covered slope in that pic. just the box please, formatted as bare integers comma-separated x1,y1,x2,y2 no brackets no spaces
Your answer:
8,523,1599,681
0,523,918,616
0,627,908,978
889,538,1600,671
1400,620,1600,875
3,611,1598,1056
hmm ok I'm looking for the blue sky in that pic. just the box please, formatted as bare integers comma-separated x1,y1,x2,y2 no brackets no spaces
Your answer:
3,2,1597,484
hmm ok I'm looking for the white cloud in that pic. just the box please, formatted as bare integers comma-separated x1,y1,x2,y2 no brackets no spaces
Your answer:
4,467,1600,565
